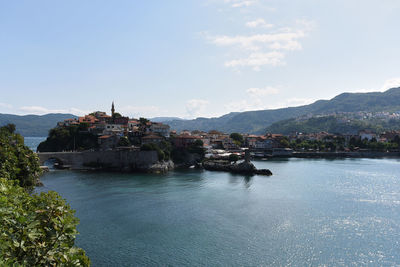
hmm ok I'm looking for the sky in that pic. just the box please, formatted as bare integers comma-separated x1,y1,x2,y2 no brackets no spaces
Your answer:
1,0,400,119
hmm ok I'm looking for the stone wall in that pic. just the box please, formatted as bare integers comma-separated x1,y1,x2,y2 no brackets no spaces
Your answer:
38,150,159,172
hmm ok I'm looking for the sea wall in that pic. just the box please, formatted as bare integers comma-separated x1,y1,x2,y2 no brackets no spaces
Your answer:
38,150,161,172
291,151,400,158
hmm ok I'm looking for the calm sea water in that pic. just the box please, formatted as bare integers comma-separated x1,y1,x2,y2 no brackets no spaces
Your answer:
24,136,46,151
36,159,400,266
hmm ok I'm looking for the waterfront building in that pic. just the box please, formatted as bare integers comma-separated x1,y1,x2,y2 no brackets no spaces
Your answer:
359,130,377,141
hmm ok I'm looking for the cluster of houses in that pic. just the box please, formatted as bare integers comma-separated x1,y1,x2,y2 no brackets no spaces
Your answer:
58,103,171,150
57,103,400,153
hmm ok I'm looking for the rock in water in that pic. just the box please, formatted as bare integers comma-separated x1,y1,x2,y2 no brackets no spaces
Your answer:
203,160,272,176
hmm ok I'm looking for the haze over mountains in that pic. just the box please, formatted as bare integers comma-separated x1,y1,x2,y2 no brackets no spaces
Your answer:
163,87,400,134
1,87,400,136
0,113,77,137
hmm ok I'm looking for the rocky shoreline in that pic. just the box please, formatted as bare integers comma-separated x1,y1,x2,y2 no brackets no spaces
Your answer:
202,160,272,176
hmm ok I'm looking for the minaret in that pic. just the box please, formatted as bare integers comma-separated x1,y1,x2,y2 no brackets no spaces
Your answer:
111,101,115,117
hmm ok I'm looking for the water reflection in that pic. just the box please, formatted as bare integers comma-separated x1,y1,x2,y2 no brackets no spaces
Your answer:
227,173,254,188
37,158,400,266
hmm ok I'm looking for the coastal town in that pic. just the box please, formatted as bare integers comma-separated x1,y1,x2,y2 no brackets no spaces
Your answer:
46,102,400,159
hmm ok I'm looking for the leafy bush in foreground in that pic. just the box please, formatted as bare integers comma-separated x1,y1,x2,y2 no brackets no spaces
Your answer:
0,124,90,266
0,125,42,189
0,179,90,266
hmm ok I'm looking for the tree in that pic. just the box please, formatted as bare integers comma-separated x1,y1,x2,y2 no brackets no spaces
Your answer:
279,138,290,148
193,139,204,147
0,179,90,266
230,133,243,146
228,153,239,163
37,125,98,152
112,112,122,119
0,124,42,189
140,143,165,161
117,136,131,147
0,124,90,265
139,117,150,125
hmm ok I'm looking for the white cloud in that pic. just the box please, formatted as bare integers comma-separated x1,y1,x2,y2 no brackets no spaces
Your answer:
245,18,273,29
186,99,210,118
19,106,88,116
224,86,280,112
208,19,314,70
224,0,257,8
246,86,279,97
212,31,305,51
381,78,400,91
225,52,285,71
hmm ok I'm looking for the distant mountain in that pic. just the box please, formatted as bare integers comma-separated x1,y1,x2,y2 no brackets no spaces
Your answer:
3,87,400,136
150,117,185,123
265,116,400,135
163,87,400,134
0,113,77,137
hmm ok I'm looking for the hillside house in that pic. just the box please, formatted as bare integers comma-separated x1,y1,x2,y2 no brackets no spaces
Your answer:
359,130,376,141
174,135,201,148
142,134,164,145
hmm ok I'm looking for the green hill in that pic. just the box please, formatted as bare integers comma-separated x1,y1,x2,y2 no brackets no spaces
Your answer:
0,113,77,137
265,116,400,135
164,87,400,133
3,87,400,136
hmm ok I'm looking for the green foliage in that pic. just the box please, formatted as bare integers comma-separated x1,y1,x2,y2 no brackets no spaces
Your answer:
228,154,239,162
0,124,42,189
279,138,290,148
140,142,169,161
171,140,205,164
289,136,346,152
38,124,99,152
266,115,400,136
117,136,131,147
230,133,243,146
187,140,205,158
0,178,90,266
112,112,122,119
349,136,399,151
0,125,90,265
139,118,150,125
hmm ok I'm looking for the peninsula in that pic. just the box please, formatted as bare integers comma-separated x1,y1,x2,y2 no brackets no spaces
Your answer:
37,102,400,174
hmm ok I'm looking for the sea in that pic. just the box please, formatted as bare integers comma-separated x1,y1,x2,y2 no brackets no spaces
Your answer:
35,156,400,266
24,136,46,151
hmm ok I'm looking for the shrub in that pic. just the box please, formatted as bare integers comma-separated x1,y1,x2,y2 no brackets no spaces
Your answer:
0,124,42,189
0,179,90,266
228,154,239,162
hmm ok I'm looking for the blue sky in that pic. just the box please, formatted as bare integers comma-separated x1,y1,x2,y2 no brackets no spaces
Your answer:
1,0,400,119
